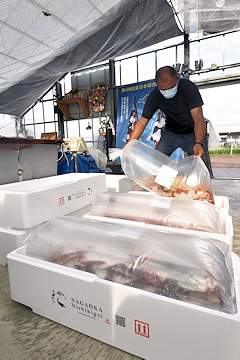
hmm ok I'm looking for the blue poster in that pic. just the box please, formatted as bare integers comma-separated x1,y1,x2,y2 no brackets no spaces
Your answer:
116,80,159,149
116,80,183,160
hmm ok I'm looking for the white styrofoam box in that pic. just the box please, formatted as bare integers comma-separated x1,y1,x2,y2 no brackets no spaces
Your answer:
0,227,30,266
0,204,92,267
66,204,92,218
7,246,240,360
83,213,234,250
105,175,132,193
214,195,229,211
30,144,59,179
0,204,93,266
129,191,230,213
0,147,32,184
0,144,59,185
0,173,106,229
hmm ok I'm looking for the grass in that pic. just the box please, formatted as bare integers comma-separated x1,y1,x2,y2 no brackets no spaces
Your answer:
209,145,240,155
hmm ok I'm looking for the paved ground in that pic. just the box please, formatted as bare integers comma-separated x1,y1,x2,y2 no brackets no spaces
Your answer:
210,156,240,168
210,155,240,178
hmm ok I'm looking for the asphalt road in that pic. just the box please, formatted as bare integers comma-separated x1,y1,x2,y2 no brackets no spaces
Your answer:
210,156,240,178
210,156,240,168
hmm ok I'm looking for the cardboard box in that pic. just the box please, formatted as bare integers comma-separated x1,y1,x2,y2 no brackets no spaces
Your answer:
105,175,132,193
0,173,106,229
7,247,240,360
41,132,57,140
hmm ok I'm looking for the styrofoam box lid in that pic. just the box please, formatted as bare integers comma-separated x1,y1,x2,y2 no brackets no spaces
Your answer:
105,175,129,182
105,175,132,193
0,173,94,193
0,173,106,229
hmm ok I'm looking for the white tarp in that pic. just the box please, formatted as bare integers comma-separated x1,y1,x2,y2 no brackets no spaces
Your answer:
171,0,240,34
0,0,182,117
1,0,239,118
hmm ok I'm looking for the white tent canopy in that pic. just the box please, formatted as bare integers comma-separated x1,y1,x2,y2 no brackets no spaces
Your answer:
0,0,239,117
172,0,240,34
0,0,182,117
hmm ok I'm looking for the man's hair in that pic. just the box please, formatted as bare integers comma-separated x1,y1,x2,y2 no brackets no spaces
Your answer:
155,66,178,83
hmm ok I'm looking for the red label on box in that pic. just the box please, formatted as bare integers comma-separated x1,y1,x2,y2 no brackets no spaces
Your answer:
135,320,149,338
59,197,65,205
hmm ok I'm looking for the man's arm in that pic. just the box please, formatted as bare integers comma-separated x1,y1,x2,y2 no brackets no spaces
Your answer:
190,106,206,157
127,116,150,143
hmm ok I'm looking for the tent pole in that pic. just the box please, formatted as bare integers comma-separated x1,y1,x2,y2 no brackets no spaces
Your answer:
108,59,116,148
14,116,19,137
55,82,64,139
184,33,189,79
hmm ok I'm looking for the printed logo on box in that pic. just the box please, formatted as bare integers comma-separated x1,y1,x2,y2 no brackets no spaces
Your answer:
52,290,67,308
135,320,149,338
87,187,92,195
59,197,65,205
74,187,92,199
75,189,86,199
50,290,104,321
71,298,103,320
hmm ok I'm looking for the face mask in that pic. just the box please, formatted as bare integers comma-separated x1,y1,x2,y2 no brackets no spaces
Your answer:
159,83,178,99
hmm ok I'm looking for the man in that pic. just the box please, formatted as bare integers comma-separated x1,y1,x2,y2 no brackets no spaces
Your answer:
128,66,206,157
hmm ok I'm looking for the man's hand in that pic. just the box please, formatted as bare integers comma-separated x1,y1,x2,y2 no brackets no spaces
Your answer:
193,143,204,157
191,107,206,158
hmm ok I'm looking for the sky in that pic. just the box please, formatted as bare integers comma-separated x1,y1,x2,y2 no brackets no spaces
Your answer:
200,84,240,134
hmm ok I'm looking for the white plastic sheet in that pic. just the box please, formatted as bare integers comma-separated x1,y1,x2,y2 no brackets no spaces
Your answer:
88,147,108,170
208,121,221,149
0,0,182,116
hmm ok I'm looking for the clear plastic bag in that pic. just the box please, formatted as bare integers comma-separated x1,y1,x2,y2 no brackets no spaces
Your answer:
208,120,221,149
88,192,225,233
88,147,108,170
26,217,236,314
110,140,214,204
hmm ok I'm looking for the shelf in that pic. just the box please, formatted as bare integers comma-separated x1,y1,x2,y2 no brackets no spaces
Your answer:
57,97,89,118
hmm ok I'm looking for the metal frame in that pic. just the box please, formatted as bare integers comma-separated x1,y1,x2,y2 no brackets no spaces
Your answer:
20,30,240,149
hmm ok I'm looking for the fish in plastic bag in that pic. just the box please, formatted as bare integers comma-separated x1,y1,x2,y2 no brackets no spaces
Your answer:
109,140,214,203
